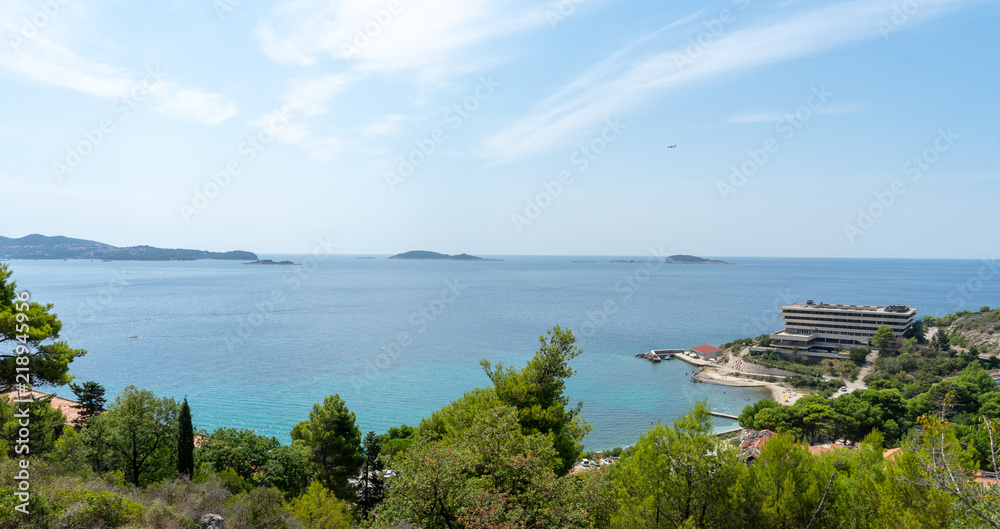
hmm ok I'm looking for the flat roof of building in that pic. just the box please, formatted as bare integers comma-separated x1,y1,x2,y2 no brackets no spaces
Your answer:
781,301,917,314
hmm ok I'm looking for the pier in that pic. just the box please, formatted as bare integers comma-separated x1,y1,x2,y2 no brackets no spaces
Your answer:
708,411,739,420
634,349,685,362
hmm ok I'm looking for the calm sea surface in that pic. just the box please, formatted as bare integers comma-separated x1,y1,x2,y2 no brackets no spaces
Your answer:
6,256,999,449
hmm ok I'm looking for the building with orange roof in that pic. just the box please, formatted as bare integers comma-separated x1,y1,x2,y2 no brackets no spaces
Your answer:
690,344,724,361
1,389,84,424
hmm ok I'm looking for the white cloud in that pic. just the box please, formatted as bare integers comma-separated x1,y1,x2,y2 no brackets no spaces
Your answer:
0,3,237,125
154,88,239,125
727,104,864,124
255,0,545,76
243,75,353,160
479,0,975,163
283,75,351,117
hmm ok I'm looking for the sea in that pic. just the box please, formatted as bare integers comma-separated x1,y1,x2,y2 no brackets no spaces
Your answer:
6,255,999,450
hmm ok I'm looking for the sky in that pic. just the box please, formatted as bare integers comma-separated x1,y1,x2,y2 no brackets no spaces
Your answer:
0,0,997,258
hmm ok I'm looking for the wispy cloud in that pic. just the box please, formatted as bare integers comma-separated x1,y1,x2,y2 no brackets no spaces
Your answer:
727,103,864,123
283,75,352,118
358,114,405,136
255,0,546,76
245,74,354,159
0,3,237,125
479,0,975,163
155,88,239,125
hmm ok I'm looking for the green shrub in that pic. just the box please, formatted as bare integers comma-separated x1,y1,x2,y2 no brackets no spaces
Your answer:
223,487,295,529
0,486,58,529
143,499,198,529
214,468,252,495
55,490,143,528
145,475,230,523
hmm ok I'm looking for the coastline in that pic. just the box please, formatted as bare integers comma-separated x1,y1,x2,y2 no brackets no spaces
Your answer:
671,352,803,405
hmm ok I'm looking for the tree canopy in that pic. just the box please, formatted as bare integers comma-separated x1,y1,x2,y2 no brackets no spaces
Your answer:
0,263,86,392
480,325,591,475
86,386,180,485
290,394,364,500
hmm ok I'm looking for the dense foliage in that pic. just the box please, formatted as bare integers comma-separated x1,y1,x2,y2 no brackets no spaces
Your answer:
480,325,591,475
291,394,364,501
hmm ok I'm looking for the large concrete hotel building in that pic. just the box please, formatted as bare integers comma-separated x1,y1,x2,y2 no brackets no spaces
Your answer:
768,301,917,355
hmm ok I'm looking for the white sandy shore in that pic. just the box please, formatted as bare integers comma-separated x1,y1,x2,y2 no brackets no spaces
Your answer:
671,353,804,405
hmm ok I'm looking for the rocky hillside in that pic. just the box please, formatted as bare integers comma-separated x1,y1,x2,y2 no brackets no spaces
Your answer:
947,308,1000,355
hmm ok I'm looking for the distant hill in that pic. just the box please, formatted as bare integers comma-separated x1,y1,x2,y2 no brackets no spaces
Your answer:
609,255,734,265
665,255,734,265
0,234,257,261
389,250,500,261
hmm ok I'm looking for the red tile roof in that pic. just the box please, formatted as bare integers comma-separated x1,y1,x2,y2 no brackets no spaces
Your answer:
691,344,722,355
1,390,83,424
974,471,998,488
882,447,903,463
739,429,775,461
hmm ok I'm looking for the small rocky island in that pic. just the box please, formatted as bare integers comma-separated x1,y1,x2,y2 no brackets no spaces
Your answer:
610,254,734,265
244,259,297,265
389,250,501,261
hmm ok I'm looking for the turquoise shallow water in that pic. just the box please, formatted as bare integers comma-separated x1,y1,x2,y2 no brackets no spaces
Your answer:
6,255,999,449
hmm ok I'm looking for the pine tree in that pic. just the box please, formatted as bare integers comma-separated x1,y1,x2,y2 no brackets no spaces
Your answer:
291,394,364,500
69,381,106,428
356,431,386,519
177,397,195,479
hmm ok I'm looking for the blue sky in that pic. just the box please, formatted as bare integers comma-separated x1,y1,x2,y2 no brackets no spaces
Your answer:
1,0,997,258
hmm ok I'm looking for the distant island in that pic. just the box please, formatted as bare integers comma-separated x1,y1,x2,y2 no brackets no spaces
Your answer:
389,250,501,261
244,259,297,266
0,234,257,261
609,255,734,265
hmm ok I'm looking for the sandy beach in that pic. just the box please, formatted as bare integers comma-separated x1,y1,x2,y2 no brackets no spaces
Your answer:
672,353,804,405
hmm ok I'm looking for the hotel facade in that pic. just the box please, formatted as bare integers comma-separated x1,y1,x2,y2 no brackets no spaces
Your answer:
768,301,917,354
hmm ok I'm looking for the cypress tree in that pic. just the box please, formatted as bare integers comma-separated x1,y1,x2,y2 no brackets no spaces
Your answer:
178,397,195,479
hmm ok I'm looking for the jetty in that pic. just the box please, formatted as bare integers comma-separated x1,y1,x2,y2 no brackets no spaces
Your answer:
634,349,684,362
709,411,739,420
